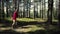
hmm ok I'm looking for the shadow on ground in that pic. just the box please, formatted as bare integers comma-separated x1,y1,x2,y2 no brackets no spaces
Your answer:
0,29,60,34
0,19,45,27
0,30,25,34
27,29,60,34
0,19,58,27
0,19,60,34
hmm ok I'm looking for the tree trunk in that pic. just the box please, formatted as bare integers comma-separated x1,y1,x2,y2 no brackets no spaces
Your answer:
13,0,16,10
23,0,25,18
47,0,53,24
42,0,43,19
1,0,4,19
17,0,19,18
6,0,9,17
0,0,1,19
1,0,2,19
27,0,30,18
34,2,35,19
58,0,60,28
28,0,31,18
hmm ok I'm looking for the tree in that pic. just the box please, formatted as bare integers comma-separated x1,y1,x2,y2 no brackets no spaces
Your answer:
40,0,42,18
27,0,31,18
0,0,1,19
33,0,39,18
1,0,4,19
58,0,60,28
33,1,35,18
47,0,53,25
6,0,9,17
23,0,25,18
17,0,19,18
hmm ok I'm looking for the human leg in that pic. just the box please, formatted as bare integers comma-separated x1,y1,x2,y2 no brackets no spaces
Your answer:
12,20,16,27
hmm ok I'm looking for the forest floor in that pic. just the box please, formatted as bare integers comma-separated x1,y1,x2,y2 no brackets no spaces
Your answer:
0,18,60,34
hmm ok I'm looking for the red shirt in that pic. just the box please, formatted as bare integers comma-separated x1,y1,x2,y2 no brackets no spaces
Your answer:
12,11,17,20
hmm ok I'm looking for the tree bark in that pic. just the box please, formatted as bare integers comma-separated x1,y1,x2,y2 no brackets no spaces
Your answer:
47,0,53,24
1,0,4,19
6,0,9,17
58,0,60,28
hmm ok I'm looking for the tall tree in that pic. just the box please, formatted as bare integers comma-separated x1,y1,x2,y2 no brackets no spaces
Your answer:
13,0,17,10
40,0,42,18
26,0,28,17
0,0,2,19
42,0,43,19
34,0,37,18
17,0,19,18
28,0,31,18
43,0,46,19
27,0,30,18
40,1,41,18
58,0,60,28
47,0,53,24
34,1,35,18
0,2,1,19
1,0,4,19
23,0,25,18
6,0,9,17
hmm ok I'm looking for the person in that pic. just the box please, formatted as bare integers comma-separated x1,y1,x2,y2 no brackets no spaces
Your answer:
12,9,18,28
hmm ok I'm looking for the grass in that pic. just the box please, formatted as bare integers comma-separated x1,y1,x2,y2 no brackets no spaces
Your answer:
5,17,47,22
0,17,59,34
4,17,58,22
